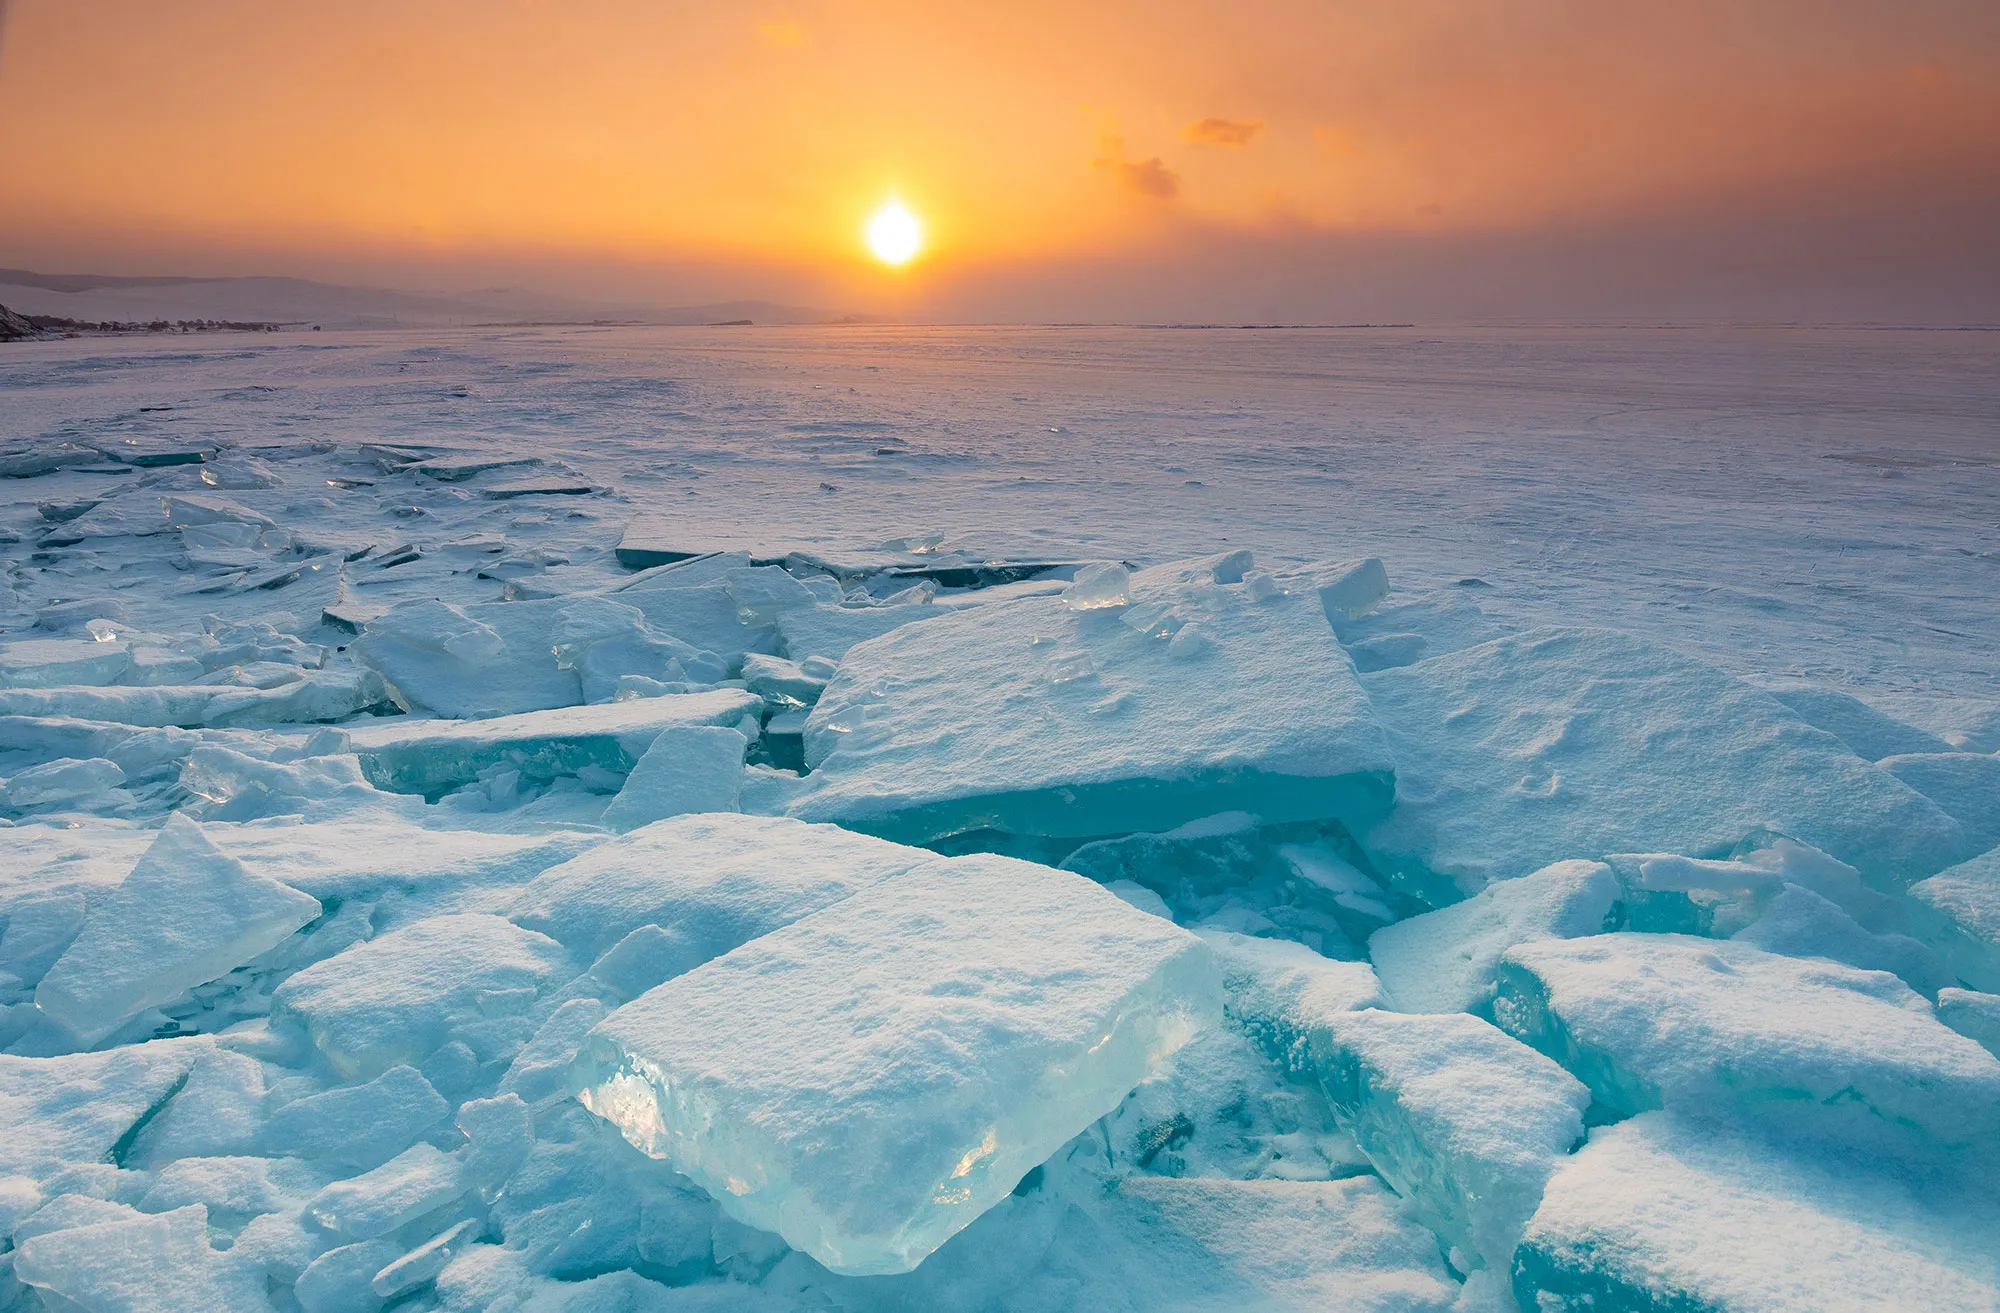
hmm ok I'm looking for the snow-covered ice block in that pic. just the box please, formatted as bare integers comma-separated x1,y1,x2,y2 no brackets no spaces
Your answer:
0,637,133,689
373,1218,483,1297
1095,1175,1459,1313
164,493,275,530
456,1094,534,1197
273,913,568,1078
345,688,758,797
724,565,817,625
738,652,827,704
1306,557,1390,620
354,592,724,719
35,814,321,1043
509,811,927,962
1062,561,1131,609
1733,883,1950,997
1358,627,1972,900
1,756,127,809
263,1064,451,1171
789,583,1393,843
598,725,747,833
0,1039,210,1183
494,1000,609,1105
139,1155,333,1221
561,601,728,704
1938,988,2000,1058
1514,1112,2000,1312
124,1047,267,1165
1368,859,1621,1015
776,601,939,662
1492,932,2000,1166
570,853,1221,1275
1880,751,2000,853
0,668,389,729
352,598,582,718
615,572,788,665
13,1203,269,1312
178,743,387,822
1623,836,1906,931
295,1236,405,1313
305,1142,466,1240
1312,1008,1589,1273
1907,846,2000,992
202,814,594,906
1743,675,1954,760
1200,929,1384,1069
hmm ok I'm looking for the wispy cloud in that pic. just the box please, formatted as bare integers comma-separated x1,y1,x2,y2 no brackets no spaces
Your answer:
1185,117,1264,148
1093,149,1180,200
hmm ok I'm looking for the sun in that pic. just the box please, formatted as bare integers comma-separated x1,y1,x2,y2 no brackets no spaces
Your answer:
866,202,922,265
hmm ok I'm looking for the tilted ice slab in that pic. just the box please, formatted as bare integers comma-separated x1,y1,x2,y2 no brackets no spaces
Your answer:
597,724,748,833
1742,673,1955,760
1368,858,1623,1016
352,593,738,719
1311,1008,1590,1274
786,576,1394,842
0,637,135,689
35,813,322,1042
1492,932,2000,1168
1200,928,1385,1069
1908,846,2000,992
1880,751,2000,854
1733,883,1950,998
0,1038,210,1183
570,853,1221,1275
344,688,758,797
352,598,585,718
1516,1112,2000,1312
0,668,389,730
509,811,927,963
775,601,943,663
1357,627,1972,901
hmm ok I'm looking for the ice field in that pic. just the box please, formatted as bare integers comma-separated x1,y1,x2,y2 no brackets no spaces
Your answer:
0,323,1997,1311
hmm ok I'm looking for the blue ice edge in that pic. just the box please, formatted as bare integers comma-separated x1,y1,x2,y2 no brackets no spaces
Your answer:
795,764,1397,847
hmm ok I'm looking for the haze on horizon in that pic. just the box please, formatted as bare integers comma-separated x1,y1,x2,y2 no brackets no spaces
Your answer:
2,0,1997,323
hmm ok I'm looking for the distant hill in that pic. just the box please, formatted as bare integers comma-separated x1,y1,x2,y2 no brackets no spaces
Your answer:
0,270,858,331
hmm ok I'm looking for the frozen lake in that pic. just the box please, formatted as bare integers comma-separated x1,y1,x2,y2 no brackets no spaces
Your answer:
2,324,1997,1310
7,323,1995,702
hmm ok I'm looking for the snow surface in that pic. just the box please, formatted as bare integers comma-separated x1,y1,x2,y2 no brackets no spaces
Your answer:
0,324,1995,1310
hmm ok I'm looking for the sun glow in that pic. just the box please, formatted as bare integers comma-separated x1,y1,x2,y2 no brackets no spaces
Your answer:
866,202,923,265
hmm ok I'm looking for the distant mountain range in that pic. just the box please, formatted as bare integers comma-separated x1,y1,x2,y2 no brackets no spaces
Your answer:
0,268,861,330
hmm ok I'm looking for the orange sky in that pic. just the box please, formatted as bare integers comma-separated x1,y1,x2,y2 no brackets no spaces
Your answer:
2,1,1997,318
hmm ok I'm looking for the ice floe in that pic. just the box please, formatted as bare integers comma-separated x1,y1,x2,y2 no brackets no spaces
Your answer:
570,853,1221,1274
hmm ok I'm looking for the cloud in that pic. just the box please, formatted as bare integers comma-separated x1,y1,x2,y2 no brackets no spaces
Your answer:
1185,117,1264,148
1094,155,1180,200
